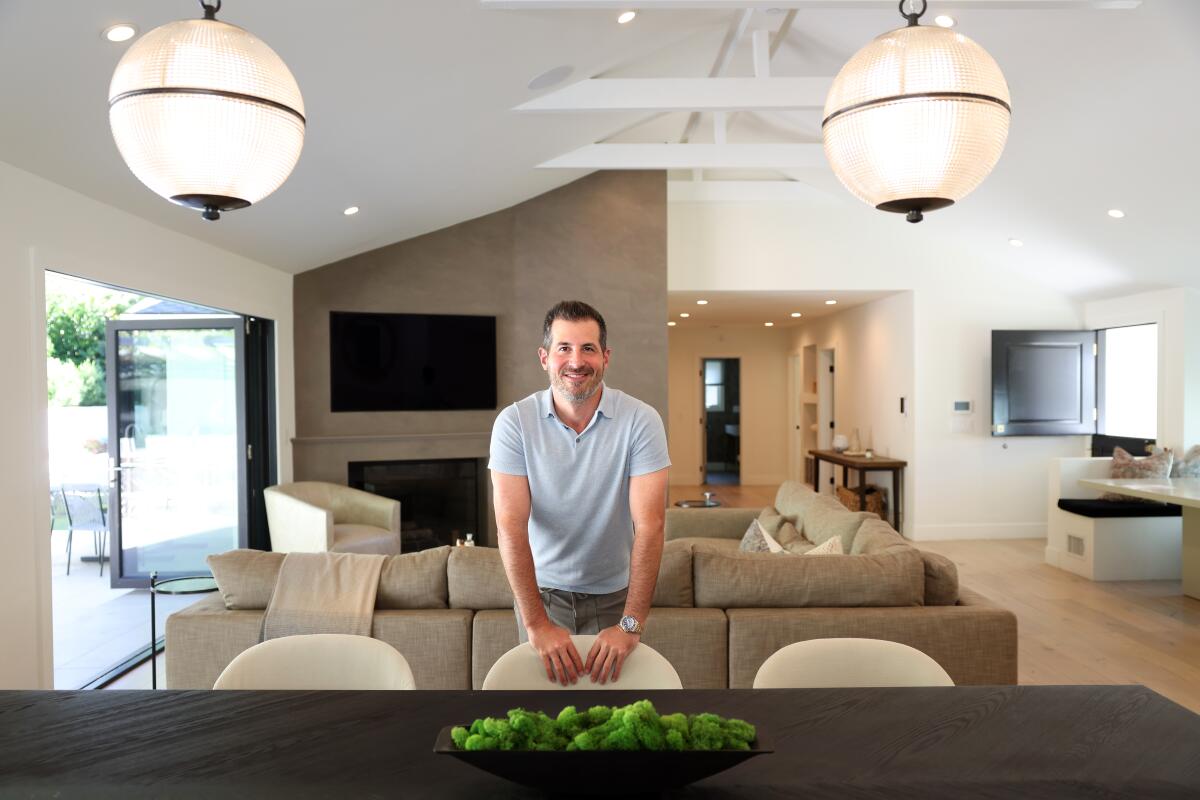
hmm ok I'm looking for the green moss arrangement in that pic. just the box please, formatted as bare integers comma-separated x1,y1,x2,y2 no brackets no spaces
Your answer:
449,699,756,752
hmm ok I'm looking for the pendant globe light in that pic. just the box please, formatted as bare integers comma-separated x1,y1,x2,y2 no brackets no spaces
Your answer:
108,0,305,221
822,0,1010,223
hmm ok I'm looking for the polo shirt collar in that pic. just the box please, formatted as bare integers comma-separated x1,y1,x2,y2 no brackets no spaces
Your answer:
540,383,614,420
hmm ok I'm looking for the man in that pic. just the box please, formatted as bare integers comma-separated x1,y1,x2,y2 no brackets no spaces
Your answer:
489,300,670,685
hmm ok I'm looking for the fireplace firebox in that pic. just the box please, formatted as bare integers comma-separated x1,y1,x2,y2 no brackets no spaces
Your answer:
348,458,488,551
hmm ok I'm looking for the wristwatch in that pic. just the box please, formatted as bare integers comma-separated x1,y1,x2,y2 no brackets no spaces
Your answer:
618,615,643,635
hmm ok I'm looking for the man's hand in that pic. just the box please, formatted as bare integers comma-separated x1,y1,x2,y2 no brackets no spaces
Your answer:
527,620,585,684
584,626,640,684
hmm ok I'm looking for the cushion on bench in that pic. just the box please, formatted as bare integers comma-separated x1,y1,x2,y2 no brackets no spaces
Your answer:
1057,498,1181,518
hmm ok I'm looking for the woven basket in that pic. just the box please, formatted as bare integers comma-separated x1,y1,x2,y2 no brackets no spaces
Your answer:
835,484,886,517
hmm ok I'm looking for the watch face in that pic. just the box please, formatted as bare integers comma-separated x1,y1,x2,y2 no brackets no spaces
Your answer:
619,615,637,632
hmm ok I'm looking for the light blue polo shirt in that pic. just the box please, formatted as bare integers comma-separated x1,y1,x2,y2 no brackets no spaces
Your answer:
488,384,671,594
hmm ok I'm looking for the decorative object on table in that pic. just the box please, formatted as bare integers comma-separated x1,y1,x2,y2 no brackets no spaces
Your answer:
1102,446,1173,502
108,0,305,221
864,448,874,459
836,484,887,517
435,700,770,793
822,0,1010,223
1172,445,1200,478
831,434,849,453
845,428,864,456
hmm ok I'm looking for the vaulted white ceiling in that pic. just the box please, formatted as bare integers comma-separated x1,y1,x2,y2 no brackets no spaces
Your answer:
1,0,1196,295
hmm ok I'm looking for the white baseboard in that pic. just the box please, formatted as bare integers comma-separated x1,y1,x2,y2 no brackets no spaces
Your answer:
910,522,1047,541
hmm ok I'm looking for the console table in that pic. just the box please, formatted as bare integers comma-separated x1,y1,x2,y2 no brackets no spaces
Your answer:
1,686,1197,797
809,449,907,534
1079,477,1200,599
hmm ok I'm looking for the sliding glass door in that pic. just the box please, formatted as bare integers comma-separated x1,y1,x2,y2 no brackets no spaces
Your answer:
106,318,246,587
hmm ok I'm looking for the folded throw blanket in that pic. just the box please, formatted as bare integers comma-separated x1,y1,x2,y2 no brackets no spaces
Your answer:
262,552,385,641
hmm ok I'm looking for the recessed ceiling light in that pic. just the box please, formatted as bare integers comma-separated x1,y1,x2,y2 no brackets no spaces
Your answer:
1107,209,1125,219
343,206,359,216
617,11,637,24
527,65,574,91
764,322,775,327
696,299,708,305
934,15,956,28
103,23,137,43
824,299,837,306
790,312,802,318
667,321,677,327
679,312,690,318
1009,238,1024,247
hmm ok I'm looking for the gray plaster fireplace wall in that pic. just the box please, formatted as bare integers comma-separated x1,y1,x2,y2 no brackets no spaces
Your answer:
292,171,668,542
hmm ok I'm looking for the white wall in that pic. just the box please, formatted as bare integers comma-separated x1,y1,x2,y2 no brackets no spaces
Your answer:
667,325,791,486
1085,288,1200,452
669,181,1087,541
0,160,295,689
788,292,915,529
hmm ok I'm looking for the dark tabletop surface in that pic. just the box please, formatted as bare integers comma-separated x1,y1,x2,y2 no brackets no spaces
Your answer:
1,685,1198,799
809,449,907,468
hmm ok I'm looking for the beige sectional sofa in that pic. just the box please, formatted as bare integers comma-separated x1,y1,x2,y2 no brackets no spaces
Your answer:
166,481,1016,689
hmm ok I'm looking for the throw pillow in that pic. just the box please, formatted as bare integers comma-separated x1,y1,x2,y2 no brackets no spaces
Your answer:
1173,445,1200,478
739,519,775,553
773,521,803,549
804,536,844,556
207,549,285,610
1102,446,1173,502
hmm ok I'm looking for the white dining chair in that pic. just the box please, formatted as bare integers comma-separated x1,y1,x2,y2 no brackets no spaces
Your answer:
213,633,416,690
752,637,954,689
482,634,682,690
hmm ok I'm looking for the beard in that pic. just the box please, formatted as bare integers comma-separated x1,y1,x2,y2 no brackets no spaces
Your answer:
551,365,604,403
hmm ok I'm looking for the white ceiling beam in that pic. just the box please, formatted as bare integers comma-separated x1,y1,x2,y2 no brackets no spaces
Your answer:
752,29,771,78
517,77,830,112
681,9,754,143
484,1,1140,9
538,143,827,169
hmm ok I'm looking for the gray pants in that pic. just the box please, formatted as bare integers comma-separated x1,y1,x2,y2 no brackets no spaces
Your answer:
516,586,628,643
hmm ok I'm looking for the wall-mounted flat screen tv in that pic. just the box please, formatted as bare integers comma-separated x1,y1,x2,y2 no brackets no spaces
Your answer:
330,311,497,412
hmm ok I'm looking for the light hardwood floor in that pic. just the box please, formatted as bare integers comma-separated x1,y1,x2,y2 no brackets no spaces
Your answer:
670,484,1200,714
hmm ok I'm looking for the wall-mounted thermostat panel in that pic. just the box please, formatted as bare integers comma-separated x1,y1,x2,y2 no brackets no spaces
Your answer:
953,400,973,414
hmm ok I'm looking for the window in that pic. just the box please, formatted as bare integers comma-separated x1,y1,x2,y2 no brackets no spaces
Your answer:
704,360,725,411
1099,324,1156,439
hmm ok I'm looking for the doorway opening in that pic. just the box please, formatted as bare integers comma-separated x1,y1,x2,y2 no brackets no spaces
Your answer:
702,358,740,485
45,271,274,688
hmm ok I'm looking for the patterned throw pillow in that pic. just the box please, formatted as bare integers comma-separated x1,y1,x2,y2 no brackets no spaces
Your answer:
1102,446,1173,502
739,519,773,553
1173,445,1200,478
803,536,844,556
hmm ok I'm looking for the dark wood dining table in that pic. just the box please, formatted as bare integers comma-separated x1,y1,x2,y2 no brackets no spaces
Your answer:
2,686,1198,798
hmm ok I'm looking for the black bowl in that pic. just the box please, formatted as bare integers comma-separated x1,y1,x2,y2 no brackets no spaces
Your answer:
433,725,771,794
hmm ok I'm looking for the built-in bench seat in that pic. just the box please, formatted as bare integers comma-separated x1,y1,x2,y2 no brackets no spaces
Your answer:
1056,498,1182,518
1046,457,1182,581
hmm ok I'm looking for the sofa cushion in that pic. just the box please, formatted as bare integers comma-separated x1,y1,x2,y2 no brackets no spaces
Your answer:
207,549,284,610
1057,498,1182,518
371,609,473,689
665,507,760,541
850,519,909,555
850,519,959,605
693,547,924,608
802,495,878,553
653,539,694,608
377,546,450,609
774,481,823,526
448,546,513,609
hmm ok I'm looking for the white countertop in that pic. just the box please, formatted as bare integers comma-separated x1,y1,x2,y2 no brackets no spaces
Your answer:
1078,477,1200,510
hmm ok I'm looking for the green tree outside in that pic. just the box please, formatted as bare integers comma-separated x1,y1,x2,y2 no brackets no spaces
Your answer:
46,291,138,406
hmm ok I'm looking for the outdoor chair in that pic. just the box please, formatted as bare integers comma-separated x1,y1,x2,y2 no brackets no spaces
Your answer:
752,637,955,688
212,634,416,690
482,634,683,690
60,484,109,577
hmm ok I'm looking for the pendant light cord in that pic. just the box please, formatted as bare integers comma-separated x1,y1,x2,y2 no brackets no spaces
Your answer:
899,0,927,26
198,0,222,20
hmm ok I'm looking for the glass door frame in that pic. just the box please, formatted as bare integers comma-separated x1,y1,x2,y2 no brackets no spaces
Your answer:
105,316,248,588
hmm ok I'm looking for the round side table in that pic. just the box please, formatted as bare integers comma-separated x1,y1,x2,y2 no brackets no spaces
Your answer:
149,572,218,689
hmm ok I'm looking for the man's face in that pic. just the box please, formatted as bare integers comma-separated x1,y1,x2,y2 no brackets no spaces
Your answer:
539,318,610,404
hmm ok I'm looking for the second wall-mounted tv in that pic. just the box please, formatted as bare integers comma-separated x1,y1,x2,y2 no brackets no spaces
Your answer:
330,311,496,412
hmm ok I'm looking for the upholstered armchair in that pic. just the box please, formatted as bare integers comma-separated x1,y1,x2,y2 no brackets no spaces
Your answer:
264,482,401,555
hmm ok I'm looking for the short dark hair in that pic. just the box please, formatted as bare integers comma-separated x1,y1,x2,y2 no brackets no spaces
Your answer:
542,300,607,351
